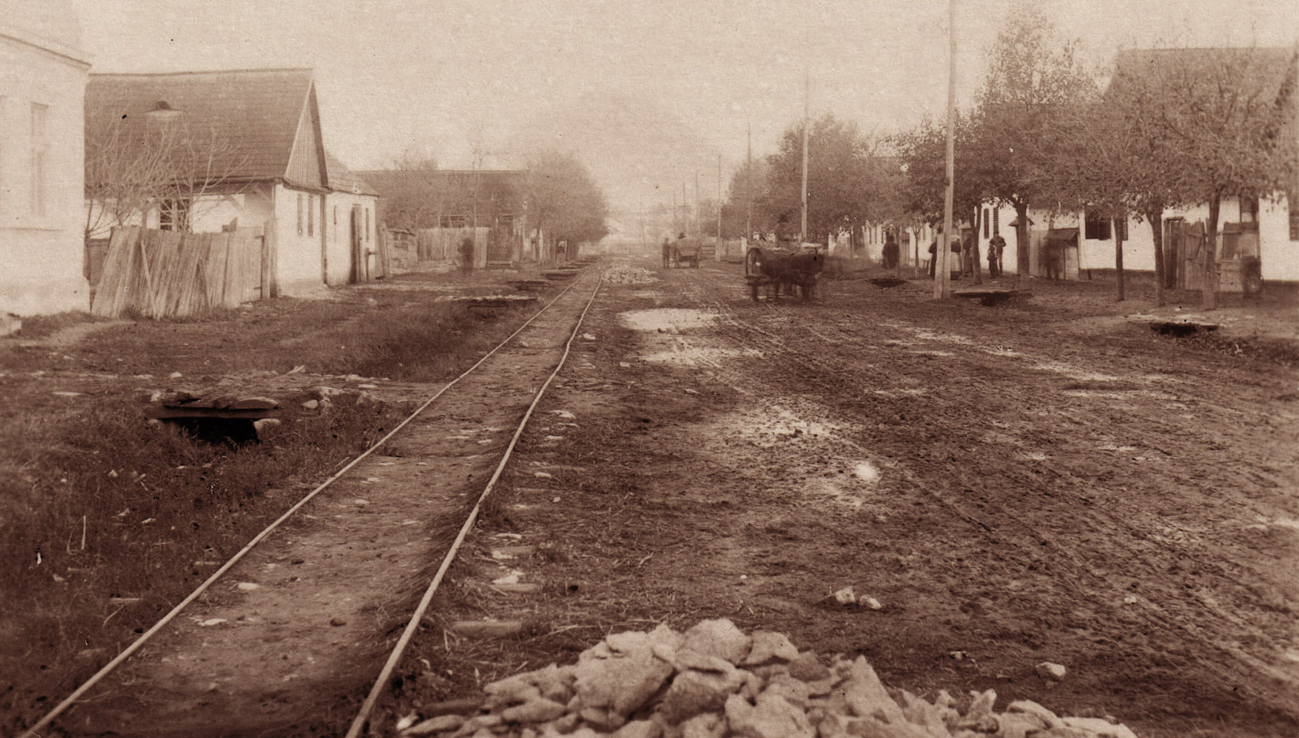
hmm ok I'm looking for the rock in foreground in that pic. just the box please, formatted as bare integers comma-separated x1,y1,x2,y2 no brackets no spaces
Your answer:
398,619,1138,738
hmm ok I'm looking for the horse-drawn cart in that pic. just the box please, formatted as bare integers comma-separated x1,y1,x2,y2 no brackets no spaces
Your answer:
744,243,824,301
673,239,702,268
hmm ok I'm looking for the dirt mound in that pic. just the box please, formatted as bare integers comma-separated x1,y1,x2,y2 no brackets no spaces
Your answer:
395,620,1137,737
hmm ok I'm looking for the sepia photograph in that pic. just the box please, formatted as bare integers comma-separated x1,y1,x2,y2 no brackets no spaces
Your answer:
2,0,1297,736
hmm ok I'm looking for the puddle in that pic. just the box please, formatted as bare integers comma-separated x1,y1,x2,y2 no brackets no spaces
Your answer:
853,461,880,483
620,308,717,333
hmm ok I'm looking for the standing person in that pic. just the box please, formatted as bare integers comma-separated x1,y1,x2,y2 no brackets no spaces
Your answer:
988,233,1005,277
961,230,975,277
928,236,938,279
883,231,899,270
662,237,672,268
459,237,474,274
675,232,687,267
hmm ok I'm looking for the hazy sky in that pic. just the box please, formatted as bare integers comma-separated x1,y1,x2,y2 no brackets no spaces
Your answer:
70,0,1298,212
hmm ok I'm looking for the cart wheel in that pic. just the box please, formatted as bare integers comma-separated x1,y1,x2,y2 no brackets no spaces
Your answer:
744,248,763,278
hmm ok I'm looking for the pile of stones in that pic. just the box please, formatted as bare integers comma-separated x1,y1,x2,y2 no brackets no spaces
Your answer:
603,266,659,285
396,619,1138,738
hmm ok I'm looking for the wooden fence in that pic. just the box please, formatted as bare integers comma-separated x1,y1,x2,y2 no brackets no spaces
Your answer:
91,226,265,319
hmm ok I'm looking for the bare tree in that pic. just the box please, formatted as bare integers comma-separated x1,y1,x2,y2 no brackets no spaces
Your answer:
379,148,445,232
524,150,609,257
84,112,250,241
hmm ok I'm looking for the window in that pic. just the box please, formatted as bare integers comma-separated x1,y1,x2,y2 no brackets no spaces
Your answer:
982,209,990,238
993,208,1000,235
1240,196,1259,223
1084,211,1111,240
365,208,371,241
307,194,314,237
30,103,49,216
1114,216,1128,242
297,193,304,235
159,199,190,232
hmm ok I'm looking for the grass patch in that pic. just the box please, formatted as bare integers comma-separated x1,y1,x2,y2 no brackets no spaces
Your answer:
0,280,556,734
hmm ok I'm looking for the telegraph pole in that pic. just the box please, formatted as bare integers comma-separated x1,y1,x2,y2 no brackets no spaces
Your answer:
935,0,957,299
745,126,753,240
717,154,723,259
801,68,810,242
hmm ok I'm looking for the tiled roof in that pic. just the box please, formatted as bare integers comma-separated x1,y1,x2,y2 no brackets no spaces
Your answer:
325,151,380,197
86,68,319,188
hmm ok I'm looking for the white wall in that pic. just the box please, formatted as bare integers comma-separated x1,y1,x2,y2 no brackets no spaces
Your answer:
273,184,327,296
1260,194,1299,282
323,191,378,285
0,26,91,315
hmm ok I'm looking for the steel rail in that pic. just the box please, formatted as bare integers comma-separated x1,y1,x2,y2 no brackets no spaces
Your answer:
19,271,595,738
345,273,605,738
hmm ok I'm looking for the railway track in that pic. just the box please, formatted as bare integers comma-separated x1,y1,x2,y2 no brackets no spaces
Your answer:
21,265,606,738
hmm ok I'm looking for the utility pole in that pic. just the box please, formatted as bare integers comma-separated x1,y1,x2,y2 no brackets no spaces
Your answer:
717,154,723,260
694,170,700,237
935,0,957,299
746,125,753,240
801,68,810,243
682,182,688,235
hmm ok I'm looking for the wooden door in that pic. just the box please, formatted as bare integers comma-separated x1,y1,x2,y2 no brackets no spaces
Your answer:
350,205,365,284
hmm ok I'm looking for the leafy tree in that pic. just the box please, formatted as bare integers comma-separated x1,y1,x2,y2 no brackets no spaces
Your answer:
765,114,890,243
525,151,610,254
966,4,1098,280
1115,48,1296,309
893,113,981,226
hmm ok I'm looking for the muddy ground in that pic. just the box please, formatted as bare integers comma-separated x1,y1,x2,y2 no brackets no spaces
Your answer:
385,257,1299,738
8,255,1299,737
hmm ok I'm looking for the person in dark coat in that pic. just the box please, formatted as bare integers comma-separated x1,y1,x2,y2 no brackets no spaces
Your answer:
883,232,899,270
988,234,1005,277
459,237,474,273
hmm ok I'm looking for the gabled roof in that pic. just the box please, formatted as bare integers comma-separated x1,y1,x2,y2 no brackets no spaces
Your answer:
325,151,379,197
86,68,326,190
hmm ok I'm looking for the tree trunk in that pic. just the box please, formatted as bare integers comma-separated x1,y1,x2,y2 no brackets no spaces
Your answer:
1146,206,1165,307
1114,213,1125,302
1203,193,1220,310
1014,201,1031,285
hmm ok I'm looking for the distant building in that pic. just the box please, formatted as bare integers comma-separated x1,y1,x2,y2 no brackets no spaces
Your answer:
360,168,528,264
85,68,379,296
0,0,92,315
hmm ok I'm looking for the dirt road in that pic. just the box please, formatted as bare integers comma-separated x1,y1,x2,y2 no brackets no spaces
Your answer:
393,256,1299,738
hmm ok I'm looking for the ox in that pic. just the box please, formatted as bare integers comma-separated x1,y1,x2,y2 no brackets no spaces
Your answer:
744,245,824,302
